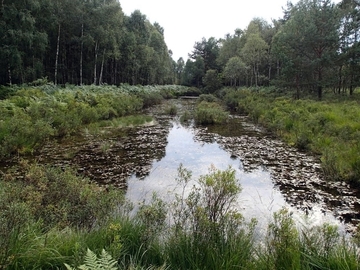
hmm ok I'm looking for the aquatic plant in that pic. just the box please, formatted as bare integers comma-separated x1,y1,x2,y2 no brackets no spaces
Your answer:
194,101,228,125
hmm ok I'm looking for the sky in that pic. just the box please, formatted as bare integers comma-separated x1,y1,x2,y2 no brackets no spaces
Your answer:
119,0,340,61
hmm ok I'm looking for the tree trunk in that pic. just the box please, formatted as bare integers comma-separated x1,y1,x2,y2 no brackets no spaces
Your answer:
295,74,300,99
54,23,61,85
8,64,12,86
349,73,354,95
254,65,258,87
99,49,106,85
317,70,322,100
80,23,83,85
337,65,342,94
93,42,98,85
268,65,271,82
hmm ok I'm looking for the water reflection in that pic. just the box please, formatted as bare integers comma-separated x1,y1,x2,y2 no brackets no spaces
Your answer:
126,121,342,230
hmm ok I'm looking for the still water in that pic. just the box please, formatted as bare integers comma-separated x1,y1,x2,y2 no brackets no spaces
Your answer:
126,118,344,231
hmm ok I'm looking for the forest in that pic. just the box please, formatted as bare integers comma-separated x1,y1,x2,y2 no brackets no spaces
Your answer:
1,0,359,99
0,0,174,86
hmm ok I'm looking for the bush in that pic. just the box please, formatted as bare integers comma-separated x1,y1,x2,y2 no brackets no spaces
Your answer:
164,104,177,116
167,165,255,270
2,162,124,229
194,101,228,125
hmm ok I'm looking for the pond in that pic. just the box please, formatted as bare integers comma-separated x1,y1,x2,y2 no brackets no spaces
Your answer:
2,98,360,233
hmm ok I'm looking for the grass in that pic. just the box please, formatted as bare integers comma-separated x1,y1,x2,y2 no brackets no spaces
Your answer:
194,101,229,125
0,164,359,269
1,85,360,269
220,87,360,185
0,85,192,160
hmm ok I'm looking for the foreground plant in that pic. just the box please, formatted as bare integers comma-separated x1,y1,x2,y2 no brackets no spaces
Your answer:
167,165,255,269
65,249,117,270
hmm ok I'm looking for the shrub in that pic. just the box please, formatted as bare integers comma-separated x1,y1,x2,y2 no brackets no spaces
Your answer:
167,165,255,270
198,94,218,103
180,110,192,123
194,101,228,125
164,104,177,116
2,162,124,229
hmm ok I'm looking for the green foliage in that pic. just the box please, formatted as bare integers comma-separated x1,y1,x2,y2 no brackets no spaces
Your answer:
272,0,340,99
194,101,228,125
0,85,186,159
221,88,360,184
65,249,117,270
167,165,255,270
1,164,360,269
198,94,218,103
180,110,192,123
164,104,177,116
202,69,222,93
1,162,124,230
264,209,301,269
222,57,248,87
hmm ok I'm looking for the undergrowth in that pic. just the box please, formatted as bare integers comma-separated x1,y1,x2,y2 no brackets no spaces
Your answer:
1,164,359,269
221,87,360,185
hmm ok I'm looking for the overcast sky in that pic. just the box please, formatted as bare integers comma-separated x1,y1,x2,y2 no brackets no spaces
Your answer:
119,0,339,61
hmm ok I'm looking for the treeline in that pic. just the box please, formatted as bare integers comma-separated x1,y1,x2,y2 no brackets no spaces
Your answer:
179,0,360,99
0,0,175,86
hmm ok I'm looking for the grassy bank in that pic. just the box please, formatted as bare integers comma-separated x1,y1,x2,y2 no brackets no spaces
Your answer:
0,84,195,159
220,88,360,185
0,164,359,269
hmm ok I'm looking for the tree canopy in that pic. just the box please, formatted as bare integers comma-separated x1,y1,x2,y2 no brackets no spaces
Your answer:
180,0,359,98
1,0,359,96
0,0,174,86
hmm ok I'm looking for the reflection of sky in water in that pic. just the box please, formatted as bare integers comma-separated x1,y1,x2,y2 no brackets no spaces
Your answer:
126,122,344,231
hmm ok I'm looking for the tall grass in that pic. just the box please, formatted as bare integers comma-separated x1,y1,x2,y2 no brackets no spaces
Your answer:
0,84,195,160
221,87,360,185
1,164,359,269
194,101,229,125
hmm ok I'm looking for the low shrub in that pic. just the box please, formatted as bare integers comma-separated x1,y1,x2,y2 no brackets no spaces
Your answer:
1,162,124,230
164,104,177,116
194,101,228,125
220,88,360,184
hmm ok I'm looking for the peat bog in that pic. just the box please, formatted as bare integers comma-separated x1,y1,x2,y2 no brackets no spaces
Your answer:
2,99,360,233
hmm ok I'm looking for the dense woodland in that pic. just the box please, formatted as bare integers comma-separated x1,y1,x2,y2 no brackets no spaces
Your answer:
182,0,360,99
0,0,175,86
1,0,359,97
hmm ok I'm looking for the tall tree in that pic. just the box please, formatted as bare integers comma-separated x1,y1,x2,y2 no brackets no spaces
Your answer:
190,37,220,72
241,33,268,87
182,57,205,87
0,0,47,85
272,0,341,99
176,57,185,84
217,29,245,68
338,0,360,94
223,57,248,87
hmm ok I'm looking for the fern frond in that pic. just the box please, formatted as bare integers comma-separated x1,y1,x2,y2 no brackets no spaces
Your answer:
64,263,75,270
65,248,117,270
99,249,117,270
79,248,99,270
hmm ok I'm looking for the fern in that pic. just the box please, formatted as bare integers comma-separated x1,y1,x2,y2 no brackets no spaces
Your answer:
65,248,117,270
